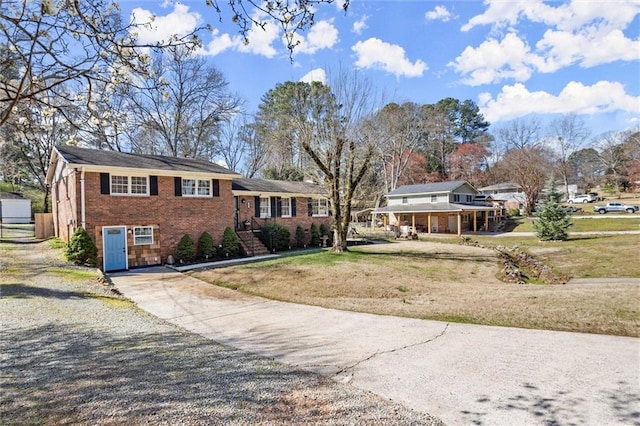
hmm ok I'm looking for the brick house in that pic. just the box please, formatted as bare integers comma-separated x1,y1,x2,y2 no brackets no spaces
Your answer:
374,181,503,236
46,146,332,271
232,178,332,252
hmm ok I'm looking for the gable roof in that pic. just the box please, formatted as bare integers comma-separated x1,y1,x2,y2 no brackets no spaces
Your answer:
48,146,240,180
479,182,522,192
232,178,327,197
0,192,26,200
387,180,473,197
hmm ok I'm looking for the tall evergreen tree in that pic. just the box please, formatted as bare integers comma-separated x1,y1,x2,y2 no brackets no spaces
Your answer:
532,178,572,241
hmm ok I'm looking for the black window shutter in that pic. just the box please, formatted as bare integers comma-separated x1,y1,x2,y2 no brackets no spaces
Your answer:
212,179,220,197
291,198,297,217
308,198,313,216
254,196,260,218
174,177,182,196
271,197,277,218
100,173,110,194
150,176,158,195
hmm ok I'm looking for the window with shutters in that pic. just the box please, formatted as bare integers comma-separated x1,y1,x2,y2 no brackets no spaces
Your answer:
260,197,270,218
111,175,148,196
281,197,291,217
182,179,211,197
311,198,329,216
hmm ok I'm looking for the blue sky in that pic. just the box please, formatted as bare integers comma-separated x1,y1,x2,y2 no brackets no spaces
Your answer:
121,0,639,137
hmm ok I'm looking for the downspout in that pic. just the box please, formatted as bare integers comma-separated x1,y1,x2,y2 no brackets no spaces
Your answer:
80,167,86,229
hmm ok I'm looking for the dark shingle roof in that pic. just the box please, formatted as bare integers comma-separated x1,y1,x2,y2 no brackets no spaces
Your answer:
0,192,25,199
387,180,470,196
54,145,238,175
233,178,326,196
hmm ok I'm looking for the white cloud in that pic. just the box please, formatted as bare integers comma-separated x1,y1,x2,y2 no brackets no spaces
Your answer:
454,1,640,85
478,81,640,123
463,0,640,32
449,32,540,86
299,68,327,84
291,20,339,55
425,5,452,22
352,38,427,78
130,4,200,44
202,19,280,58
352,15,368,34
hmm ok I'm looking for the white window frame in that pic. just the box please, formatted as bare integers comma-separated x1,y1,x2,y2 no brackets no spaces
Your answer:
182,178,211,197
402,197,408,204
133,226,154,245
111,175,149,196
260,196,271,218
281,197,292,217
312,198,329,217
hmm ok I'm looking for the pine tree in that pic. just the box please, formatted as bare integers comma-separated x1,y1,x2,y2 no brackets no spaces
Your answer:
532,178,572,241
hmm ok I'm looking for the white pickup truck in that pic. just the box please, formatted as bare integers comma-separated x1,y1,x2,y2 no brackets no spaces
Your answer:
593,202,639,214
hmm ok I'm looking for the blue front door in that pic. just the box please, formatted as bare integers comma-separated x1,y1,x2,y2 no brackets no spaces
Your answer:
104,226,127,272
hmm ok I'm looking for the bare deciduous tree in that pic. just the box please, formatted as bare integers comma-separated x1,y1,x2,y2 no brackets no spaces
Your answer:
503,147,552,215
124,46,242,158
294,71,381,252
496,117,542,152
547,114,591,197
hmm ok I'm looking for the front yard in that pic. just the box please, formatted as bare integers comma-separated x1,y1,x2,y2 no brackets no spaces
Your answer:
190,236,640,337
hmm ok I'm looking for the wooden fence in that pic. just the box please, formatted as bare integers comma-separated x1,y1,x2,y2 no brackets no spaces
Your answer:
35,213,54,239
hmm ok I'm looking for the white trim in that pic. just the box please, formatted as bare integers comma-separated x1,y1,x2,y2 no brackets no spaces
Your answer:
102,225,128,271
110,174,150,197
65,162,240,179
133,226,154,245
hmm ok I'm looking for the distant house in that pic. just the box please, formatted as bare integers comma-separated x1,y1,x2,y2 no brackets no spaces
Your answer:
46,146,331,271
0,192,31,224
478,182,527,211
374,180,503,236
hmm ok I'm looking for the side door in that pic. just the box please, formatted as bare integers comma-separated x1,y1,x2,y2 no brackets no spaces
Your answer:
103,226,127,272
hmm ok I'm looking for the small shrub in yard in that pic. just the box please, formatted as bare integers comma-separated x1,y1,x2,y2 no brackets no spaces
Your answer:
176,234,196,263
310,223,320,246
295,225,306,247
221,227,240,257
197,232,217,259
65,227,97,266
260,223,291,252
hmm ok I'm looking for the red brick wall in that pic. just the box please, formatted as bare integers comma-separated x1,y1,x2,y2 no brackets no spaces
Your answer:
51,168,79,243
237,196,331,246
81,173,235,268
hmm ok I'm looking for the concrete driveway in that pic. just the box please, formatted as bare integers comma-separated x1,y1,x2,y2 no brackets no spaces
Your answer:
109,266,640,425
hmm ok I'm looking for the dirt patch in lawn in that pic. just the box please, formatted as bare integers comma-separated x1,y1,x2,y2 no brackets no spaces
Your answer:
190,240,639,337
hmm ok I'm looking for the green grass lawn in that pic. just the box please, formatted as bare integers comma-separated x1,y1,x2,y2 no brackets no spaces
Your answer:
511,216,640,232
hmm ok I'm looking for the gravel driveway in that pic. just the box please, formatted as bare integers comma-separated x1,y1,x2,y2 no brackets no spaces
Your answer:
0,240,442,425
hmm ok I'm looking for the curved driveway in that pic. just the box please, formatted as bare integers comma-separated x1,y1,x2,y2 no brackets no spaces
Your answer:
109,267,640,425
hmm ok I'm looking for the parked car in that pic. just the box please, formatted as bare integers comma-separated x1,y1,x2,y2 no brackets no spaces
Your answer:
593,202,639,214
567,194,596,203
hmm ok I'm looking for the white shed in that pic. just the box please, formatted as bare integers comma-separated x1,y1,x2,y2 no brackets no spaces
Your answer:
0,193,32,224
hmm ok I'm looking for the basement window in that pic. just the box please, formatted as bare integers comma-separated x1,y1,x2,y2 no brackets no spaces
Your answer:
133,226,154,245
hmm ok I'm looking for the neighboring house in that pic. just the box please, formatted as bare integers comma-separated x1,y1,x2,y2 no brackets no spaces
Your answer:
46,146,333,271
0,192,31,223
374,180,503,236
478,182,527,212
232,178,331,249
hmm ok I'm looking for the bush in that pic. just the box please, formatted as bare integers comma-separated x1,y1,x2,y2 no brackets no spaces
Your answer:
320,223,333,246
176,234,196,263
65,227,97,266
310,223,320,246
295,225,306,247
259,223,291,252
197,232,217,259
221,227,240,257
